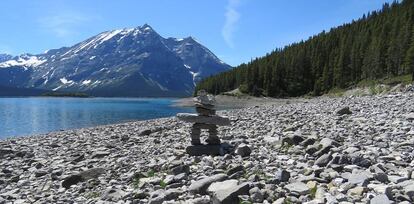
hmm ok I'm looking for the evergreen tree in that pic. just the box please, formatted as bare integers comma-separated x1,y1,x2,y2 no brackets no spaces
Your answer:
196,0,414,96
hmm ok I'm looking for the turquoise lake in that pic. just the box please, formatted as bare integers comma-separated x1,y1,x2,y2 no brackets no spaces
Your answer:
0,97,194,139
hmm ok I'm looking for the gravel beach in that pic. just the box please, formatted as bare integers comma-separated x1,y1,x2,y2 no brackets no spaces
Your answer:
1,90,414,203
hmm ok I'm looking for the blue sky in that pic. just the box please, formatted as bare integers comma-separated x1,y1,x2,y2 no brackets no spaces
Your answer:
0,0,397,66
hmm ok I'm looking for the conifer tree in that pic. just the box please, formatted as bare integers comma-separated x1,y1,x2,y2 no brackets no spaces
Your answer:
196,0,414,96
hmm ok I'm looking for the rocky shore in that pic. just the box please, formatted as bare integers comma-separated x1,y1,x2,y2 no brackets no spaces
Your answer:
1,90,414,203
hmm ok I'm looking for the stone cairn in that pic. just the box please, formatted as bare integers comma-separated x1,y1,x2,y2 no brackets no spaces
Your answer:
177,90,231,155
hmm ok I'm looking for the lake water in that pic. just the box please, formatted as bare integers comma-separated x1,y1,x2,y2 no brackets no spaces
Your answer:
0,97,194,139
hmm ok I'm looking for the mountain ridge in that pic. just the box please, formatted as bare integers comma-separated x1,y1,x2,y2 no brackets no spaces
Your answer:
0,24,231,97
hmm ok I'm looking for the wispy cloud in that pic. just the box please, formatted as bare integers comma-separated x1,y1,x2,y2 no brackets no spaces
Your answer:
38,12,98,38
222,0,241,48
0,45,13,55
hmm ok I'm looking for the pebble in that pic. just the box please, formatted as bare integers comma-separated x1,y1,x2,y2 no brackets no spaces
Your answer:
235,144,251,157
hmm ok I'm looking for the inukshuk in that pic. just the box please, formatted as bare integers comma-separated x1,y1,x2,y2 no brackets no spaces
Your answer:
177,90,230,145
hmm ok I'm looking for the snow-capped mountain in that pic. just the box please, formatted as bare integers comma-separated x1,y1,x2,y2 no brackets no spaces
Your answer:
0,24,231,97
0,54,13,63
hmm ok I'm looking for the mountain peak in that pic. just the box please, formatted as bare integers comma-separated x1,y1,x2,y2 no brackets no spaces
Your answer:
140,24,153,32
0,25,231,97
183,36,202,45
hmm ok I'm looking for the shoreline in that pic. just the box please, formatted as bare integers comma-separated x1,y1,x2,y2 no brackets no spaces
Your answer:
172,94,303,110
1,91,414,203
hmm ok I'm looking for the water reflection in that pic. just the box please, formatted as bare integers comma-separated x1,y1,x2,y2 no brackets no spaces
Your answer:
0,97,193,139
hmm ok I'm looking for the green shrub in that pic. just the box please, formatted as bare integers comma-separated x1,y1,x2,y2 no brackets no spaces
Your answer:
239,84,249,94
160,180,167,189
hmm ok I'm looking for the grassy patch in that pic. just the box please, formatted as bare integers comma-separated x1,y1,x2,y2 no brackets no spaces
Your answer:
326,87,345,97
358,74,412,87
146,169,156,177
325,74,412,97
239,200,253,204
159,179,167,189
280,143,293,153
382,74,412,85
85,191,100,199
132,169,158,189
249,169,272,181
310,186,317,199
132,173,143,189
369,84,389,95
283,198,292,204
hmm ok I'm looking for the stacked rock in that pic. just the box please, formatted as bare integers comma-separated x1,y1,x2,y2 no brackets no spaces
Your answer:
177,90,230,145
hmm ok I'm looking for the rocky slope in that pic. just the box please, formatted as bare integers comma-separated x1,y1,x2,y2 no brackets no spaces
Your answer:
0,24,231,97
1,89,414,203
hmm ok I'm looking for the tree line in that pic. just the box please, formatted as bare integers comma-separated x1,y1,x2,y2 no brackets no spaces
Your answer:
196,0,414,97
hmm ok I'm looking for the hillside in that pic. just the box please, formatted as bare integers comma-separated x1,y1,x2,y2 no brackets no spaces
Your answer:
196,0,414,97
0,24,231,97
0,85,47,96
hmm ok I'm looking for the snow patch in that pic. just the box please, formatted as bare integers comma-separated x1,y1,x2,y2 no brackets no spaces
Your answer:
133,29,142,36
52,85,62,91
184,64,198,86
42,70,50,78
82,80,91,85
99,29,123,44
61,29,123,56
0,56,46,68
92,80,101,85
60,56,72,61
60,77,74,85
49,69,56,78
118,28,135,41
189,70,199,86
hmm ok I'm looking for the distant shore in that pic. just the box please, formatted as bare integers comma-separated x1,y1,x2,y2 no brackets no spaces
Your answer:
172,94,302,109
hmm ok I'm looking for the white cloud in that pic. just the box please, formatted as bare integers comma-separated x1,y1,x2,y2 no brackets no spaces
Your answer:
222,0,241,48
38,12,99,38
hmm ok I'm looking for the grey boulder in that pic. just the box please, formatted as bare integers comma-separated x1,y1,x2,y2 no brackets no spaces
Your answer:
235,144,252,157
189,174,228,195
207,179,251,204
